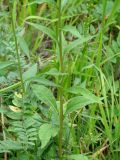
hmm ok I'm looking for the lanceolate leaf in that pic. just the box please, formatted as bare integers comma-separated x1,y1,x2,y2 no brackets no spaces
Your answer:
18,36,30,59
65,96,93,115
32,77,60,87
63,25,81,38
0,61,15,70
32,84,58,112
27,0,55,6
67,86,102,104
26,22,57,42
64,36,93,53
0,82,21,94
67,154,89,160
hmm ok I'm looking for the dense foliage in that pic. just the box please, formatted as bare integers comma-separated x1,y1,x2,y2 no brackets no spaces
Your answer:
0,0,120,159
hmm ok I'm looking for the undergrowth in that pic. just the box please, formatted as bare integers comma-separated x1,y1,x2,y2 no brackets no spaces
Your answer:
0,0,120,160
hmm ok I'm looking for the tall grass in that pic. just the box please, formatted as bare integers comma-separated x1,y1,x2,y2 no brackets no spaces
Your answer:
57,0,64,159
9,2,25,94
0,0,120,160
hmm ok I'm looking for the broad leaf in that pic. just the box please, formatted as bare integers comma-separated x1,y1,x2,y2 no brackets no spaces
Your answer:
23,64,37,81
32,84,58,112
18,36,30,58
32,77,60,87
68,86,102,103
39,123,59,148
65,96,92,115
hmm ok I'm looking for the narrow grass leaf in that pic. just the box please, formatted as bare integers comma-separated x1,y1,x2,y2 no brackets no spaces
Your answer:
27,0,55,6
26,22,57,42
0,61,15,70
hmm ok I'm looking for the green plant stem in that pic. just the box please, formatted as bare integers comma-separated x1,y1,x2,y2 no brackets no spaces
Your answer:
10,4,25,94
58,0,64,159
58,0,63,73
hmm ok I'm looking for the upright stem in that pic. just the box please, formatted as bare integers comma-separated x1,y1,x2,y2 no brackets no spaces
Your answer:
10,3,25,94
58,0,64,159
58,0,63,73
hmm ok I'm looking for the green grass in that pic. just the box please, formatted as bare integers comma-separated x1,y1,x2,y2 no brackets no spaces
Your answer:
0,0,120,160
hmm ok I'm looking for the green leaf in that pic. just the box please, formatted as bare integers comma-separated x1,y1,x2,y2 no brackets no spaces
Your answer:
27,0,55,6
63,25,81,38
64,36,93,53
18,36,30,58
25,15,51,22
67,86,102,104
106,0,120,29
67,154,89,160
23,64,37,81
61,0,68,9
0,61,14,70
17,154,29,160
0,11,8,17
65,96,93,115
39,123,59,148
6,112,22,120
32,84,58,112
45,68,68,76
0,108,7,113
0,82,21,94
26,22,57,42
0,140,23,151
32,77,60,87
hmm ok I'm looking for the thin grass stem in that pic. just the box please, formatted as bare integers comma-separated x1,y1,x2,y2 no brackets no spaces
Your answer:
58,0,64,159
10,3,25,94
